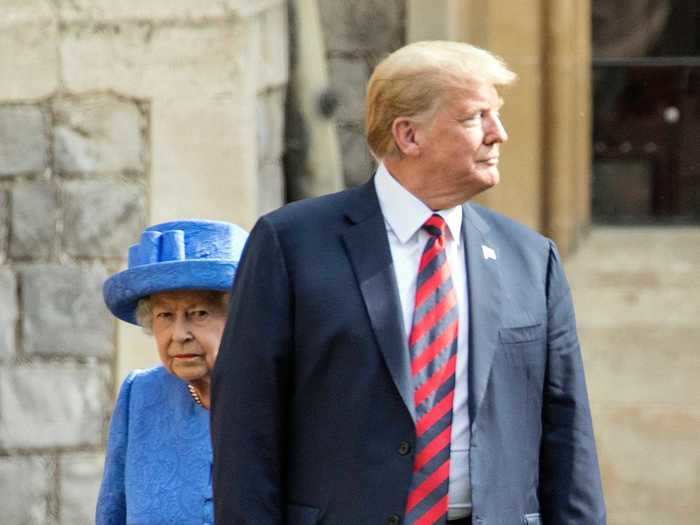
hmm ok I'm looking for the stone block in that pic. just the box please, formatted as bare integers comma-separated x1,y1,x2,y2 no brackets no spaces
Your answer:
337,125,373,187
257,161,285,216
0,269,18,359
0,105,49,176
21,264,113,357
0,456,52,524
62,179,145,258
328,57,368,124
0,0,54,24
0,17,59,101
56,0,283,22
53,95,145,175
9,180,58,259
257,88,286,164
61,19,255,99
150,98,257,228
318,0,404,54
0,363,110,448
59,453,104,525
255,2,289,92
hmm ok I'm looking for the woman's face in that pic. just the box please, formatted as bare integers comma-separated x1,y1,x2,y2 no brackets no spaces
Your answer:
150,290,227,385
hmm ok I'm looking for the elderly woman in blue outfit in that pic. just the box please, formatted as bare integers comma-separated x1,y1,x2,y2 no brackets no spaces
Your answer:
96,219,247,525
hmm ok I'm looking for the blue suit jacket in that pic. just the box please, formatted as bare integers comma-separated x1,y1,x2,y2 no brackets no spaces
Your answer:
211,180,605,525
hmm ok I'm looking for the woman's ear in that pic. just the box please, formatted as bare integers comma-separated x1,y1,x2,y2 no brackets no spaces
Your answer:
391,117,421,157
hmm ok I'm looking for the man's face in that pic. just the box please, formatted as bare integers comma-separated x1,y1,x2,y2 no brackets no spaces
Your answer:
413,82,508,207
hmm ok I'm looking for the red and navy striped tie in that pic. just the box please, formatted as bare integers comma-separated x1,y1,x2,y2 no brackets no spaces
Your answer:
404,214,458,525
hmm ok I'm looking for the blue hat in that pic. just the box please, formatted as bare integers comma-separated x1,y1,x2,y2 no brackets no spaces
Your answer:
103,219,248,325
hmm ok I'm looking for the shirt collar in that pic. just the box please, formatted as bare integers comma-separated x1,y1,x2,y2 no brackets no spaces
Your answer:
374,162,463,246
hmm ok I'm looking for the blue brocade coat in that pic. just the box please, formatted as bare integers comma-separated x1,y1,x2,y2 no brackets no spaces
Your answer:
96,365,214,525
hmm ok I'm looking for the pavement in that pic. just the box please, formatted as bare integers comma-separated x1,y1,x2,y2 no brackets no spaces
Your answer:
565,227,700,524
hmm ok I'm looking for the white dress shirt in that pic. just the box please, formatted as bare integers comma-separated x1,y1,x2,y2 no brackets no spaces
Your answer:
374,163,472,519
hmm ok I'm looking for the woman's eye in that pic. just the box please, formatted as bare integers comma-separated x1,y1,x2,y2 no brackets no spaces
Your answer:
156,312,172,320
190,310,209,320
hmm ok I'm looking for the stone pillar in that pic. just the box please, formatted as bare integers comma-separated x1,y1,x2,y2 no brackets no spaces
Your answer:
318,0,405,187
543,0,581,255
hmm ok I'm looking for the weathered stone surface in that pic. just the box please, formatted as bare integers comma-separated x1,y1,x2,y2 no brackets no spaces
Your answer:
337,125,373,187
59,453,104,525
0,269,18,359
61,20,254,99
0,191,7,260
149,98,257,227
0,363,110,448
328,57,368,123
257,88,286,164
257,161,285,216
318,0,404,54
254,2,289,92
56,0,283,22
21,264,113,357
9,180,58,259
0,0,54,24
62,179,145,258
0,105,49,176
0,456,52,524
53,95,145,174
0,17,58,101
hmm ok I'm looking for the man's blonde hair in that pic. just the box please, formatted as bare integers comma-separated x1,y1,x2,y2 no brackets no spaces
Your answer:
365,41,517,159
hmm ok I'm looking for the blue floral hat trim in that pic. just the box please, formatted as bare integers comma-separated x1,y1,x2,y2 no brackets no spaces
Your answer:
103,219,248,325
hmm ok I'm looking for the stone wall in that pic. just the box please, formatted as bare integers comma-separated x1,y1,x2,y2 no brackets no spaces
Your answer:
0,94,147,523
318,0,406,187
0,1,288,523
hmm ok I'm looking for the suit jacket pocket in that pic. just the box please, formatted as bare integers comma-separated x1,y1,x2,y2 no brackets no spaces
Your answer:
499,323,545,344
287,503,320,525
522,512,542,525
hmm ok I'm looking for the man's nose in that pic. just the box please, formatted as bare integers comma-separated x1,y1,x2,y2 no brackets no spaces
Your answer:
485,114,508,144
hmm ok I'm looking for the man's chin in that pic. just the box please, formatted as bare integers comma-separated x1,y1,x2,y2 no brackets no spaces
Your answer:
480,169,500,189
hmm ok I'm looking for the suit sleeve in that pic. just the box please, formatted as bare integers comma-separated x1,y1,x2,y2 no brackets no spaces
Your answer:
539,241,607,524
211,216,291,524
96,372,136,525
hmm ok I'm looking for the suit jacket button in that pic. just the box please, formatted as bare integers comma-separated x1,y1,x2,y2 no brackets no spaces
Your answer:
398,441,412,456
387,514,401,525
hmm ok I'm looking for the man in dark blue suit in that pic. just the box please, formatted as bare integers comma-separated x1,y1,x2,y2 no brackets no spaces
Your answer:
212,41,606,525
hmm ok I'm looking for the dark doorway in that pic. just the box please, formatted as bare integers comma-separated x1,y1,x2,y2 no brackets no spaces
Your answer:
592,0,700,223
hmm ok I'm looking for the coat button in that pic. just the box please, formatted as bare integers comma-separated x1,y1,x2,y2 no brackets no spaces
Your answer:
398,441,412,456
387,514,401,525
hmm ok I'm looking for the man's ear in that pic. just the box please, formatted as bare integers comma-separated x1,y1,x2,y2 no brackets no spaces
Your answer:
391,117,421,157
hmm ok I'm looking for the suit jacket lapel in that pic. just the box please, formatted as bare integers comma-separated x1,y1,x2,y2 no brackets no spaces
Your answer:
341,180,415,423
463,204,502,424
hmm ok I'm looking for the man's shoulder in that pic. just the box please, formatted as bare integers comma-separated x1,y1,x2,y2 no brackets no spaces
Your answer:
260,184,369,230
468,203,549,244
